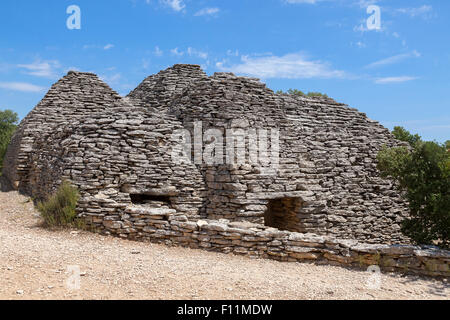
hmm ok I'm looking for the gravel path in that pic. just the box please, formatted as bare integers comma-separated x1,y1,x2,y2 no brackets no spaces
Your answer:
0,190,448,300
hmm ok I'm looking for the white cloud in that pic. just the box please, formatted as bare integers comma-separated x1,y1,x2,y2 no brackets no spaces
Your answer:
0,82,44,92
99,73,122,85
170,47,184,56
217,53,346,79
396,5,432,18
353,23,368,33
160,0,185,12
83,44,115,50
142,59,150,70
169,47,208,59
284,0,318,3
227,49,239,57
187,47,208,59
365,50,421,68
195,7,220,16
284,0,342,4
154,46,163,57
356,0,380,9
17,60,61,79
375,76,418,84
353,18,386,34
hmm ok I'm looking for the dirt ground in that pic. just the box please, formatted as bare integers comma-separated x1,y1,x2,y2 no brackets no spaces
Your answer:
0,190,448,300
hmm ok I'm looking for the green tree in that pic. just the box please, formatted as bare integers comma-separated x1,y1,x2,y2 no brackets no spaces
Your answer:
377,127,450,248
0,109,19,172
392,126,422,146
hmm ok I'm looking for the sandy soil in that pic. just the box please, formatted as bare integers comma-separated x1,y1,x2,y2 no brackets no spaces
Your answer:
0,190,448,300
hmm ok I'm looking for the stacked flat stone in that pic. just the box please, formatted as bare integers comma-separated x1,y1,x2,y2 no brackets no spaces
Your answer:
3,64,447,277
2,71,124,194
111,212,450,277
168,71,409,243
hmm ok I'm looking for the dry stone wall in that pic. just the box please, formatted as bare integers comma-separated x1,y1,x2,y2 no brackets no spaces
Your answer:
28,95,208,222
2,71,125,197
107,208,450,278
3,64,448,278
167,71,409,243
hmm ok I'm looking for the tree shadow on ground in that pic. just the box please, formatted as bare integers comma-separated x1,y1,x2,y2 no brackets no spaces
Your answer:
399,274,449,297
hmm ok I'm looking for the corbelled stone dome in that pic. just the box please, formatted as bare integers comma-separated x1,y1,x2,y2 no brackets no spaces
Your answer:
2,64,409,244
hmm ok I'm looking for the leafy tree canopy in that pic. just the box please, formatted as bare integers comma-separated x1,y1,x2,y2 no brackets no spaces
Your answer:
377,127,449,248
392,126,422,147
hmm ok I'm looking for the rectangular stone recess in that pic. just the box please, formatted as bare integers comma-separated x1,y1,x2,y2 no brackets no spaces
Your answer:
264,197,302,232
129,194,171,205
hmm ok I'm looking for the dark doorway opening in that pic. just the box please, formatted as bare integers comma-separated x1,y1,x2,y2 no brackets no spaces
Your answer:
129,194,171,205
264,197,302,232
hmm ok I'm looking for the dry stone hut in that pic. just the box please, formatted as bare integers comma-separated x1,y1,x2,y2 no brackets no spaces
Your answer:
5,64,450,277
3,64,411,244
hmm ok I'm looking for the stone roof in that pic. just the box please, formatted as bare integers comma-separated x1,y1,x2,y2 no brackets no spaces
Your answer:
2,64,410,244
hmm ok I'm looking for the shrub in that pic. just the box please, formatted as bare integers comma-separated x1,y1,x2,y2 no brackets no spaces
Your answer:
276,89,329,99
306,92,329,98
0,109,18,172
287,89,305,97
37,181,81,228
377,127,450,248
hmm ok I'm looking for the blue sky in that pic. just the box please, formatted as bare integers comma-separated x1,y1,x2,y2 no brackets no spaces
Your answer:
0,0,448,142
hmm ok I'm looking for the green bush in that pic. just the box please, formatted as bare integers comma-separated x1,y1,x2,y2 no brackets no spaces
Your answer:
37,181,81,228
306,92,329,98
377,127,450,248
276,89,328,98
287,89,306,97
0,109,19,172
